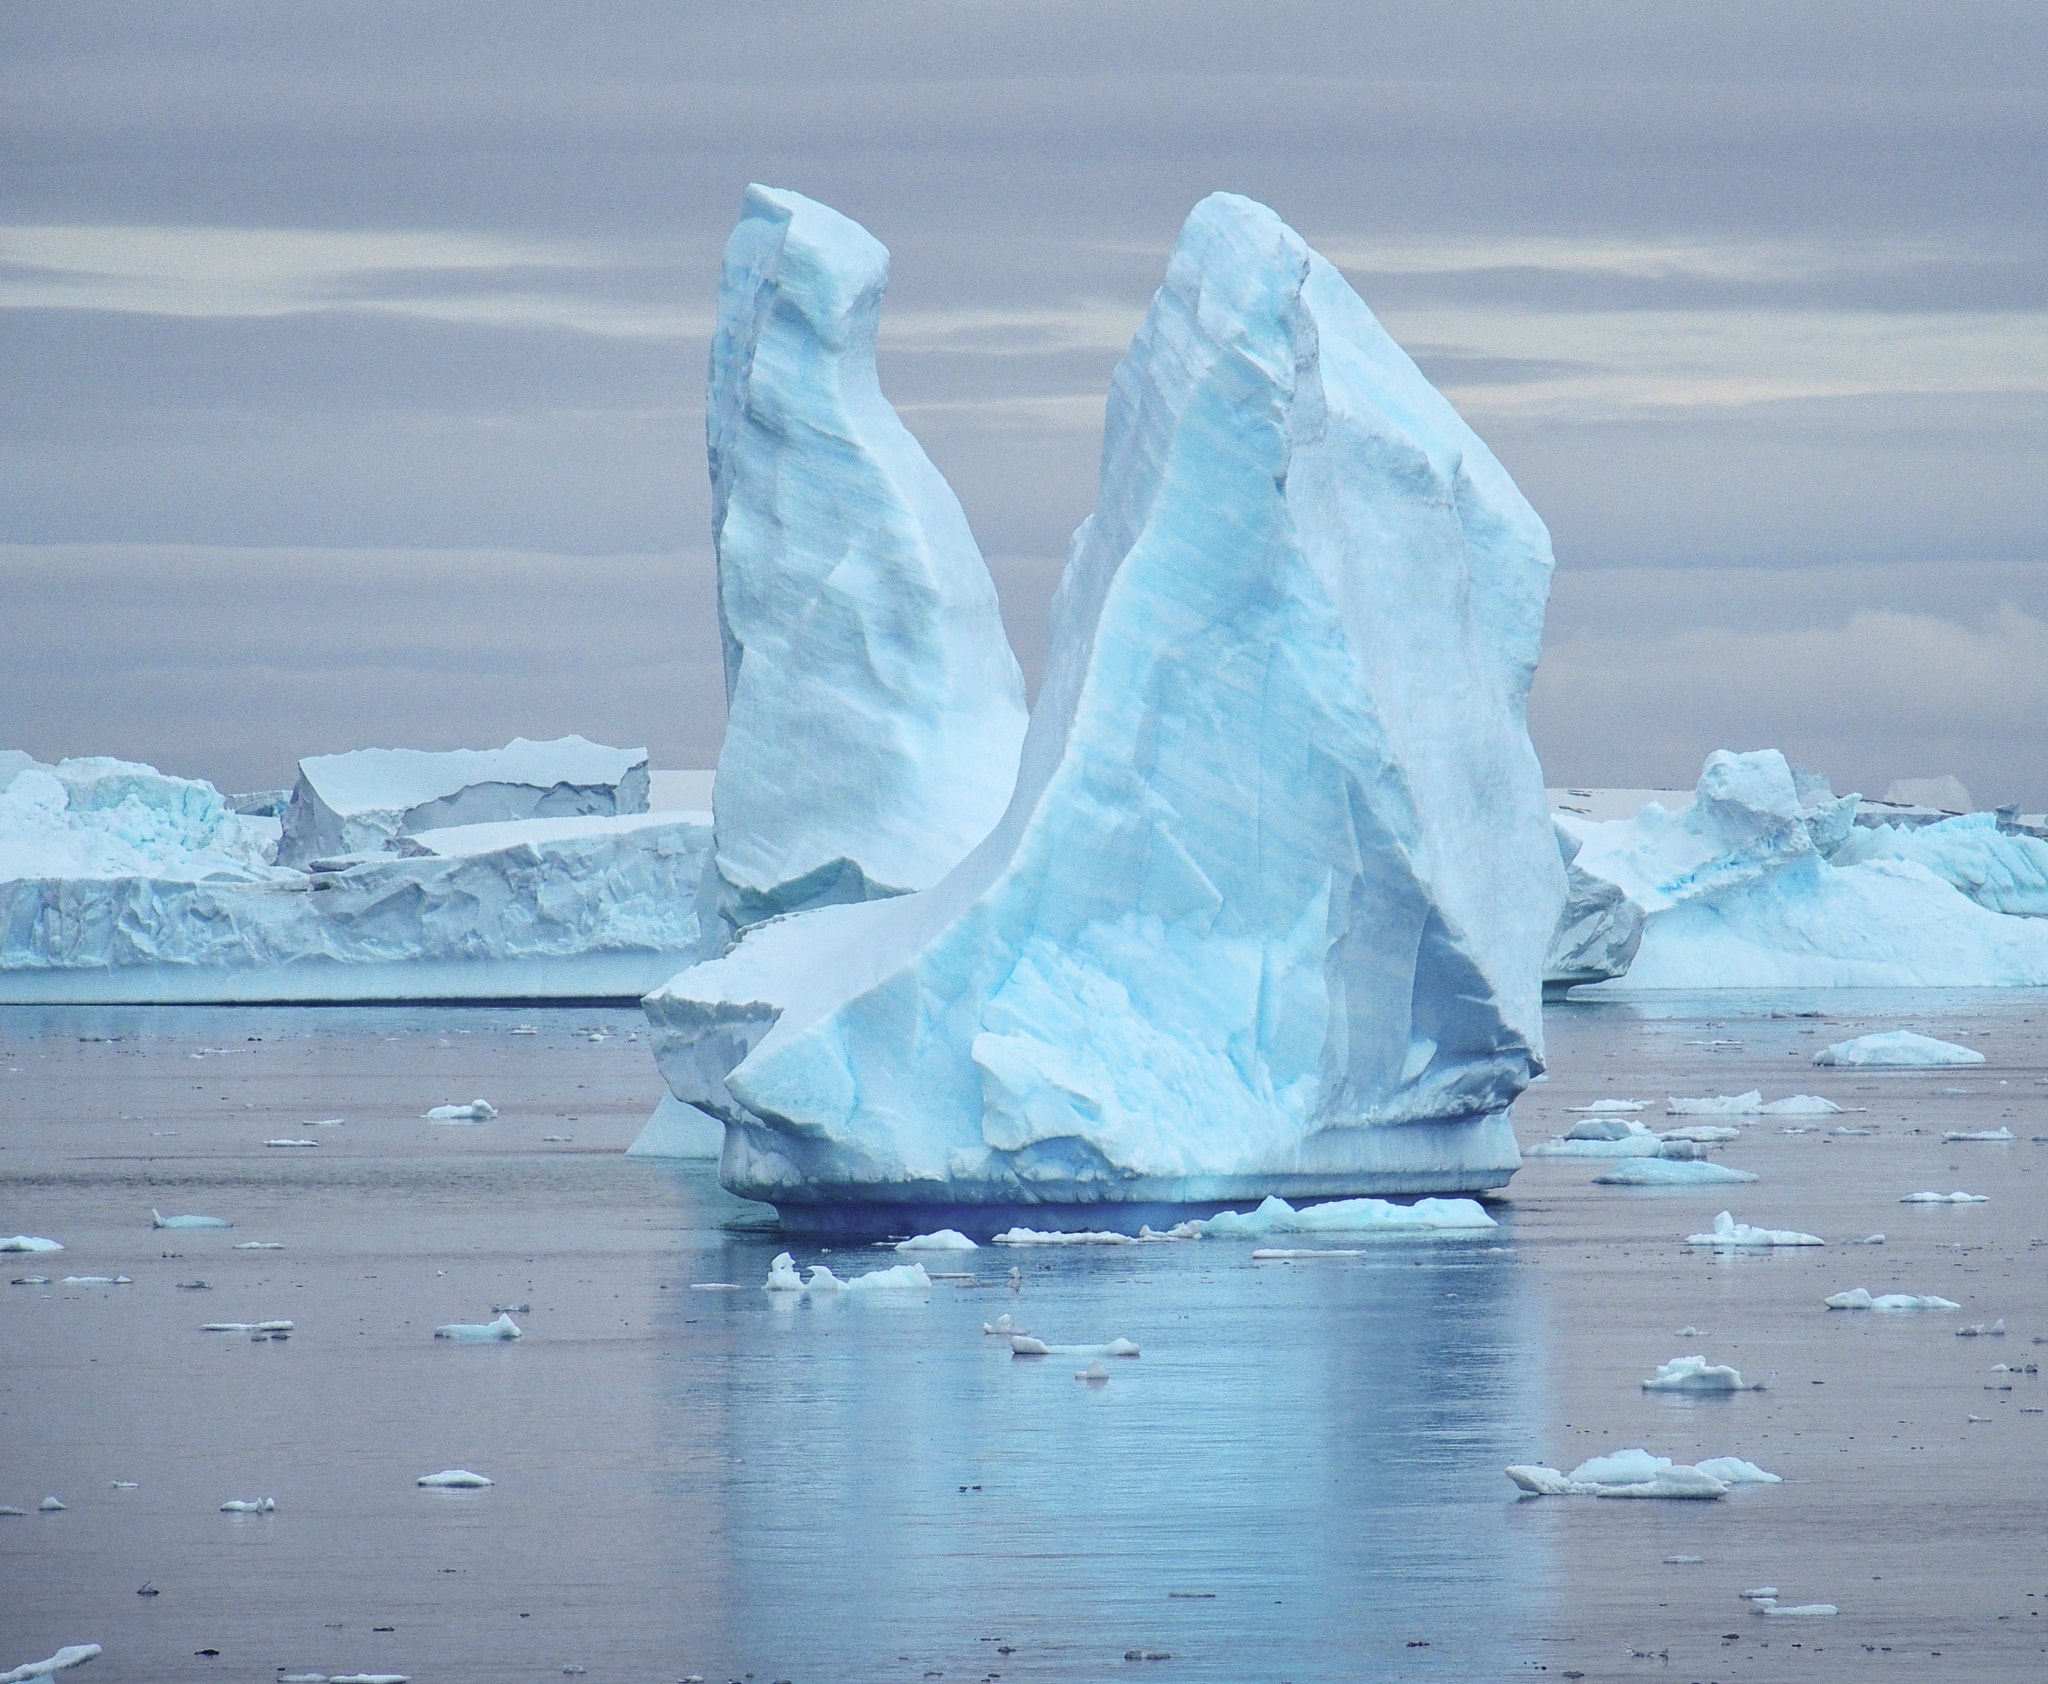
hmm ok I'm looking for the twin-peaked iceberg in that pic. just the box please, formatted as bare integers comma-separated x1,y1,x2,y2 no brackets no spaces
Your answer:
647,188,1565,1226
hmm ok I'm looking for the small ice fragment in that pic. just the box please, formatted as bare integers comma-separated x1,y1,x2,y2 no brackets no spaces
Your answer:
1565,1100,1649,1113
1741,1586,1779,1600
1011,1336,1138,1358
1829,1287,1961,1309
264,1138,318,1148
1692,1456,1780,1485
1252,1247,1366,1258
990,1228,1137,1245
1642,1355,1759,1392
232,1241,284,1250
763,1253,804,1291
0,1506,24,1516
306,1118,344,1127
1675,1325,1703,1337
61,1276,132,1284
200,1320,295,1333
1687,1210,1823,1246
1201,1195,1495,1235
219,1498,275,1513
1900,1190,1989,1204
1813,1031,1982,1067
424,1100,497,1122
895,1229,978,1252
1010,1336,1050,1355
1565,1117,1647,1141
0,1237,63,1253
109,1481,137,1489
151,1210,231,1229
434,1313,522,1342
688,1283,742,1291
1657,1124,1744,1142
1760,1094,1843,1115
1956,1319,2006,1337
1076,1361,1110,1382
1505,1465,1579,1496
1595,1159,1757,1186
982,1313,1027,1336
1753,1603,1836,1618
38,1497,65,1511
326,1675,410,1683
0,1645,103,1681
1663,1554,1705,1564
11,1276,51,1286
1666,1092,1762,1115
416,1469,492,1488
540,1135,571,1142
511,1024,539,1035
1944,1128,2013,1143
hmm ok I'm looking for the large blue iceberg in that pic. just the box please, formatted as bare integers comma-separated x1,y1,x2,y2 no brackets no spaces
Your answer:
647,191,1564,1223
704,185,1028,943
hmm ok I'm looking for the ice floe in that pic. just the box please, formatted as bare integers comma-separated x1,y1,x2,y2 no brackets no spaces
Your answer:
38,1497,65,1511
894,1230,978,1252
201,1320,295,1333
416,1470,492,1488
1944,1128,2012,1142
1009,1336,1139,1358
1667,1092,1762,1115
220,1498,275,1513
434,1313,522,1342
60,1276,131,1284
1814,1031,1983,1067
1595,1159,1757,1186
0,1645,102,1682
264,1138,318,1148
1823,1289,1959,1310
0,1236,62,1253
1899,1190,1988,1203
232,1241,283,1250
763,1252,931,1292
1752,1601,1836,1618
1198,1196,1496,1236
1641,1355,1761,1392
1956,1319,2006,1336
424,1100,497,1122
1506,1448,1778,1500
990,1228,1138,1246
1565,1100,1648,1113
1658,1124,1744,1143
151,1210,230,1229
1688,1211,1823,1246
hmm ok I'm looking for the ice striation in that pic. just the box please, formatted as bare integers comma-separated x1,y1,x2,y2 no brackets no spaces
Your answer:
1560,751,2048,989
704,185,1028,941
649,191,1562,1226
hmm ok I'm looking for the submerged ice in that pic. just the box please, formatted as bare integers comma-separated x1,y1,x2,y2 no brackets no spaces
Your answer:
650,189,1563,1217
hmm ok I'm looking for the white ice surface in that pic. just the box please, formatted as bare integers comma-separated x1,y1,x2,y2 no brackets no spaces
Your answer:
1666,1092,1762,1115
1198,1195,1496,1236
1565,1100,1648,1113
1899,1190,1988,1203
624,1091,724,1159
1814,1031,1984,1067
0,1236,63,1253
895,1230,978,1252
424,1101,496,1122
151,1211,230,1229
416,1470,492,1488
0,1645,102,1682
704,185,1027,935
1688,1210,1823,1246
1658,1125,1744,1142
1835,811,2048,918
1642,1355,1759,1392
1824,1288,1960,1310
220,1498,275,1513
989,1228,1137,1246
1594,1159,1757,1186
652,190,1560,1213
434,1313,522,1341
1944,1128,2012,1142
1507,1447,1771,1500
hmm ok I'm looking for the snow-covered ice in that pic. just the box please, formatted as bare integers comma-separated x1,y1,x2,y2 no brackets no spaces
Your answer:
1900,1190,1989,1203
60,1276,131,1284
434,1313,522,1342
1815,1031,1984,1067
1823,1289,1959,1310
1956,1319,2006,1336
264,1138,317,1147
416,1470,492,1488
151,1210,230,1229
1835,810,2048,918
1198,1195,1496,1236
38,1497,65,1511
1752,1601,1837,1618
1688,1211,1823,1246
1594,1159,1757,1186
276,736,648,867
232,1241,283,1250
763,1252,931,1292
895,1230,977,1252
1944,1128,2012,1142
0,1236,62,1253
1667,1092,1762,1115
702,185,1028,940
423,1101,496,1122
1641,1355,1760,1392
651,190,1562,1219
0,1644,102,1682
1507,1447,1777,1500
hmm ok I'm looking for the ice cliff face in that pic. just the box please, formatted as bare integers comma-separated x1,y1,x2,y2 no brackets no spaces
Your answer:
705,185,1028,940
1545,823,1644,995
1562,750,2048,988
649,191,1564,1218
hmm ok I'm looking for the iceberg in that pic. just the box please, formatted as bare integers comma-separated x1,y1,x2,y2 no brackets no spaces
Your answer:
3,758,714,1003
1506,1447,1778,1500
1641,1355,1760,1391
1834,812,2048,919
1688,1210,1823,1246
1562,751,2048,988
1544,822,1644,995
1824,1288,1959,1310
703,185,1028,940
276,735,648,867
1814,1032,1983,1067
651,191,1563,1227
894,1230,978,1252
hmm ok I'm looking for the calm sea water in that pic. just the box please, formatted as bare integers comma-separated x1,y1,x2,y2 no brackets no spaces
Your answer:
4,993,2045,1681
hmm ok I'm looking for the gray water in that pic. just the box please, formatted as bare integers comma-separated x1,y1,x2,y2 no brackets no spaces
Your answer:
4,994,2046,1681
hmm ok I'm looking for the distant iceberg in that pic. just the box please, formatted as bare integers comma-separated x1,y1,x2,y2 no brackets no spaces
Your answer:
650,190,1562,1226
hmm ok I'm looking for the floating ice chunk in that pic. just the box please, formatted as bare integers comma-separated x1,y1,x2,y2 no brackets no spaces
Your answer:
1956,1320,2006,1337
1010,1336,1138,1357
1900,1190,1989,1203
109,1481,137,1489
895,1230,978,1252
1525,1128,1664,1159
763,1253,805,1291
1693,1456,1781,1485
1658,1124,1743,1143
305,1118,344,1128
1752,1602,1836,1618
1667,1092,1762,1116
1944,1128,2012,1143
820,1262,933,1293
152,1210,231,1229
991,1229,1137,1246
219,1498,275,1513
1569,1448,1676,1486
1814,1031,1983,1067
1823,1288,1958,1310
200,1320,295,1333
1688,1211,1823,1246
1076,1361,1111,1382
232,1241,283,1250
1252,1248,1366,1259
11,1275,50,1286
1504,1465,1582,1496
416,1469,492,1488
264,1138,318,1148
0,1237,62,1253
1642,1355,1760,1392
0,1645,102,1682
434,1313,522,1342
1741,1586,1779,1601
61,1276,132,1284
1596,1467,1731,1499
1564,1116,1650,1141
1760,1094,1843,1115
1596,1159,1757,1186
1565,1100,1648,1113
38,1497,65,1511
423,1100,497,1122
982,1314,1028,1336
324,1675,410,1684
1199,1196,1495,1237
1664,1554,1705,1565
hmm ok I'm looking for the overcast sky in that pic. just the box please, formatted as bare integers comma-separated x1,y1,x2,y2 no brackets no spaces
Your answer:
5,2,2044,807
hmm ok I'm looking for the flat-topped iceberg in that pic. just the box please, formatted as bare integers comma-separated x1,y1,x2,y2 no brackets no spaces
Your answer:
276,735,648,867
1814,1031,1982,1067
650,191,1562,1225
703,185,1027,940
1594,1158,1756,1186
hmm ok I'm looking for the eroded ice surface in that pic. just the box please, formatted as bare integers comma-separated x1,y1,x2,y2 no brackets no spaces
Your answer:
1835,811,2048,919
1507,1447,1778,1500
1688,1210,1823,1247
651,190,1562,1219
0,1644,102,1682
1824,1288,1961,1310
704,185,1027,938
1198,1195,1496,1237
1642,1355,1759,1391
1814,1031,1984,1067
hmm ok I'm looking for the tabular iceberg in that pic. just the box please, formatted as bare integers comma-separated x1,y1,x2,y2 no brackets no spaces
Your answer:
1560,750,2048,989
704,185,1028,941
650,191,1562,1226
277,736,649,868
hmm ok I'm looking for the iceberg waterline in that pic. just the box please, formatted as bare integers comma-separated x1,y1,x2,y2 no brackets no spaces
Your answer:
651,187,1563,1219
